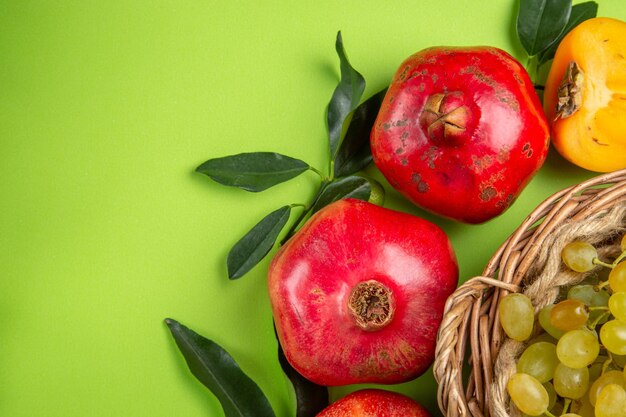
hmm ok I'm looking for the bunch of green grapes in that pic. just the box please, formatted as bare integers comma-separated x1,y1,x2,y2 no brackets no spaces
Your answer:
501,234,626,417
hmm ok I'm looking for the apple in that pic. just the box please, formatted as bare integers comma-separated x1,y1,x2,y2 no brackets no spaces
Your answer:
370,46,550,224
316,389,432,417
268,198,458,386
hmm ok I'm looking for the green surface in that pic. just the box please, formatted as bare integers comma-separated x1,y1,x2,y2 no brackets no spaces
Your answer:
1,1,625,416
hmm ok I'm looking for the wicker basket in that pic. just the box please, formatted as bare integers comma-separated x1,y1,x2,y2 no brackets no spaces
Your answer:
433,168,626,417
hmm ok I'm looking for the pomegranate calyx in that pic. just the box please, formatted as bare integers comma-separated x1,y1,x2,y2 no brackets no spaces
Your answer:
420,91,469,145
348,280,394,331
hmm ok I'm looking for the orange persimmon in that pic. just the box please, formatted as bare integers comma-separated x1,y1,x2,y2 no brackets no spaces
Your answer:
544,17,626,172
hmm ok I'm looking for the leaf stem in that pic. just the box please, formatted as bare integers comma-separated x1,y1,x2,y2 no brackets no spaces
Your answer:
308,166,327,182
280,181,330,245
525,55,539,85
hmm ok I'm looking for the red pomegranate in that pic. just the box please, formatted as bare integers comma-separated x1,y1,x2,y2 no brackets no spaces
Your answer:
316,389,432,417
268,199,458,386
371,46,549,224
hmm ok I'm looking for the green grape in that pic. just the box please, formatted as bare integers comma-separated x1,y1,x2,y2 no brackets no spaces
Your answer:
562,241,598,272
568,284,611,324
595,384,626,417
544,381,557,410
550,299,589,331
528,332,558,345
613,353,626,368
589,370,626,406
621,234,626,252
539,304,566,339
570,394,595,417
568,284,610,307
609,261,626,293
556,329,600,368
554,362,590,399
517,342,559,383
499,293,534,341
589,355,610,381
560,414,583,417
609,292,626,321
523,385,558,417
600,319,626,355
507,373,549,416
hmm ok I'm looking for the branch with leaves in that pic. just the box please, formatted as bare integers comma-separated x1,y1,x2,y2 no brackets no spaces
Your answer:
196,32,386,280
166,31,385,417
516,0,598,86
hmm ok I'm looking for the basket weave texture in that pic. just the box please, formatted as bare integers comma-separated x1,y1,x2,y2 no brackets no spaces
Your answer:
433,168,626,417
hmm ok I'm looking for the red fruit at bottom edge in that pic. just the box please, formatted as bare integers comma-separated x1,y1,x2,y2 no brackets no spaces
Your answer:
268,199,458,386
370,46,550,224
316,389,432,417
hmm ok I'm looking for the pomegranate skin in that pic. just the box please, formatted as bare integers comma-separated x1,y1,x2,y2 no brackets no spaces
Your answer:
316,389,432,417
268,199,458,386
371,46,549,224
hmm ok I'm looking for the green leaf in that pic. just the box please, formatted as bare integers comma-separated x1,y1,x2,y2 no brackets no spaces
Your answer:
275,326,328,417
196,152,310,192
327,31,366,161
164,319,276,417
517,0,572,56
311,176,371,214
227,205,291,279
334,88,387,178
537,1,598,66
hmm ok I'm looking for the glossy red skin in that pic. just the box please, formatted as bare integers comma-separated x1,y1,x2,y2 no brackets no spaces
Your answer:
371,46,549,224
268,199,458,386
316,389,432,417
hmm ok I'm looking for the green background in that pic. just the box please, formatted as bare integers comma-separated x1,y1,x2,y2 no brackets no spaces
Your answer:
2,1,625,416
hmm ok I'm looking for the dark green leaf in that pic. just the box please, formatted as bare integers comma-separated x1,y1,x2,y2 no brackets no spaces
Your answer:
537,1,598,66
164,319,276,417
196,152,309,192
311,176,371,214
327,31,366,161
517,0,572,56
334,88,387,178
275,326,328,417
227,205,291,279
